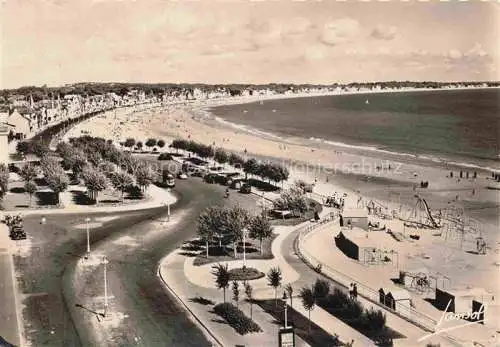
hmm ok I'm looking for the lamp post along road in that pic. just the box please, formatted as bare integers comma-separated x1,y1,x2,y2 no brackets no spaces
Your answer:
283,292,288,328
103,256,109,317
242,228,246,267
85,217,91,259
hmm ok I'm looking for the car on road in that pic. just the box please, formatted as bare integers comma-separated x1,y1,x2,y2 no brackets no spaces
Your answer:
177,172,188,179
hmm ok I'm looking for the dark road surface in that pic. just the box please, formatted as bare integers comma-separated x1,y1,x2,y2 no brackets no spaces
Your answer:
17,176,257,346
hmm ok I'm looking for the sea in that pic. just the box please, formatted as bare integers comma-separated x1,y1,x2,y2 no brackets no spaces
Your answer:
209,88,500,171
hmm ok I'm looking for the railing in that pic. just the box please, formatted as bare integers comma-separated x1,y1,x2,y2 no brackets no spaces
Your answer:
294,216,437,333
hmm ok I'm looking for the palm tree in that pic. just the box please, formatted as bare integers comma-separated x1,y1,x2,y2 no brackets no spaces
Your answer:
248,215,273,254
300,286,316,332
211,263,230,302
244,282,254,319
232,281,240,308
82,168,108,203
20,163,38,182
284,283,294,308
267,267,282,305
24,180,37,207
110,171,133,202
46,170,69,206
0,164,9,201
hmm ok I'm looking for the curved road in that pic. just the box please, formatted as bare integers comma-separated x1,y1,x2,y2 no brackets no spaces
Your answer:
18,176,256,346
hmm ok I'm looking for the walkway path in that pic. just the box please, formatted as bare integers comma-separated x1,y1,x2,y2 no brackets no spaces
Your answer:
159,206,380,346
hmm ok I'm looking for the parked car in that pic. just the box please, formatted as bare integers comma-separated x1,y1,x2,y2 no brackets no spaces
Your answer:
239,183,252,194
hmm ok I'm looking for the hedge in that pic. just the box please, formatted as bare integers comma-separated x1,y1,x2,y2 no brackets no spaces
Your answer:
213,303,262,335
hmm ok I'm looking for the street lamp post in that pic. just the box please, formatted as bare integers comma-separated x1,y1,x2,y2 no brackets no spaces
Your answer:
242,228,246,268
85,217,91,259
282,292,288,328
103,256,109,317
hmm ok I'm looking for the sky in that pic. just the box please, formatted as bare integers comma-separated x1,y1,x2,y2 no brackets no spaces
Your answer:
1,0,499,89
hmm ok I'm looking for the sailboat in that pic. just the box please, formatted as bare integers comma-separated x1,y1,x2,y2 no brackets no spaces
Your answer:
365,99,370,105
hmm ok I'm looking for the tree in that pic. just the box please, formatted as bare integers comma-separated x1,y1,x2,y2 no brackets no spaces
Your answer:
313,279,330,300
225,206,250,258
135,165,157,193
24,180,37,207
157,139,166,148
136,141,143,151
145,138,157,150
124,138,136,148
16,141,30,156
198,206,226,258
300,286,316,332
243,158,258,180
82,168,108,203
284,283,294,308
211,263,230,302
110,171,133,202
232,281,240,308
214,148,228,165
248,215,273,254
87,151,102,167
20,164,38,182
0,164,9,201
46,170,69,205
244,282,254,319
267,267,282,305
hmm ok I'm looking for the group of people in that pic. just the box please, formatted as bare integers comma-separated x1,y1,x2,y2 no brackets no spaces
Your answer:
324,192,346,209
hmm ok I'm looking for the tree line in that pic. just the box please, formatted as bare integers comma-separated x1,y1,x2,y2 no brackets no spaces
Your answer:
170,139,289,186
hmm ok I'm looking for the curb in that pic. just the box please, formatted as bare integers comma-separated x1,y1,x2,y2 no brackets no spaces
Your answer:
156,257,224,347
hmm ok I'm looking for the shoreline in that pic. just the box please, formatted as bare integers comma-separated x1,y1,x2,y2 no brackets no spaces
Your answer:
199,87,500,174
64,92,499,237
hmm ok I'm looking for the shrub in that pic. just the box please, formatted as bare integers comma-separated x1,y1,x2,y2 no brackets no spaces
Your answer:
313,279,330,300
361,308,386,331
213,303,262,335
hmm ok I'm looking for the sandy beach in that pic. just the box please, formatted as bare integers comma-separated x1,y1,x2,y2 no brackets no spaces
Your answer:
65,94,500,298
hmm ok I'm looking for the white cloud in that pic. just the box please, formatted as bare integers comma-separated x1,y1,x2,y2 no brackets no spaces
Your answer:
465,42,488,58
447,49,463,60
371,25,398,40
319,18,361,46
284,17,313,37
303,45,328,61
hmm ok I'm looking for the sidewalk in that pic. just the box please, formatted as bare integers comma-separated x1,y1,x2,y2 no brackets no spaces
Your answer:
1,184,176,218
159,248,309,347
159,207,383,347
0,224,23,347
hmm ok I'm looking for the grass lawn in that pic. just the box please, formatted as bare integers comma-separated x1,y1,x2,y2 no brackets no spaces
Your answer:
255,299,345,347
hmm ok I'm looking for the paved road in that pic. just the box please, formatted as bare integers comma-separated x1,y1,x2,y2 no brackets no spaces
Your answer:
16,175,256,346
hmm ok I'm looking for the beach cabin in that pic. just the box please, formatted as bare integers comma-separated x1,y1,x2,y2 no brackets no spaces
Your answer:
435,287,494,314
340,208,368,230
379,287,412,313
335,229,375,261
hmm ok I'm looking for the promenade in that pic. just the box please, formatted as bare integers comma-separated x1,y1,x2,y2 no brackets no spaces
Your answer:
159,207,378,347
